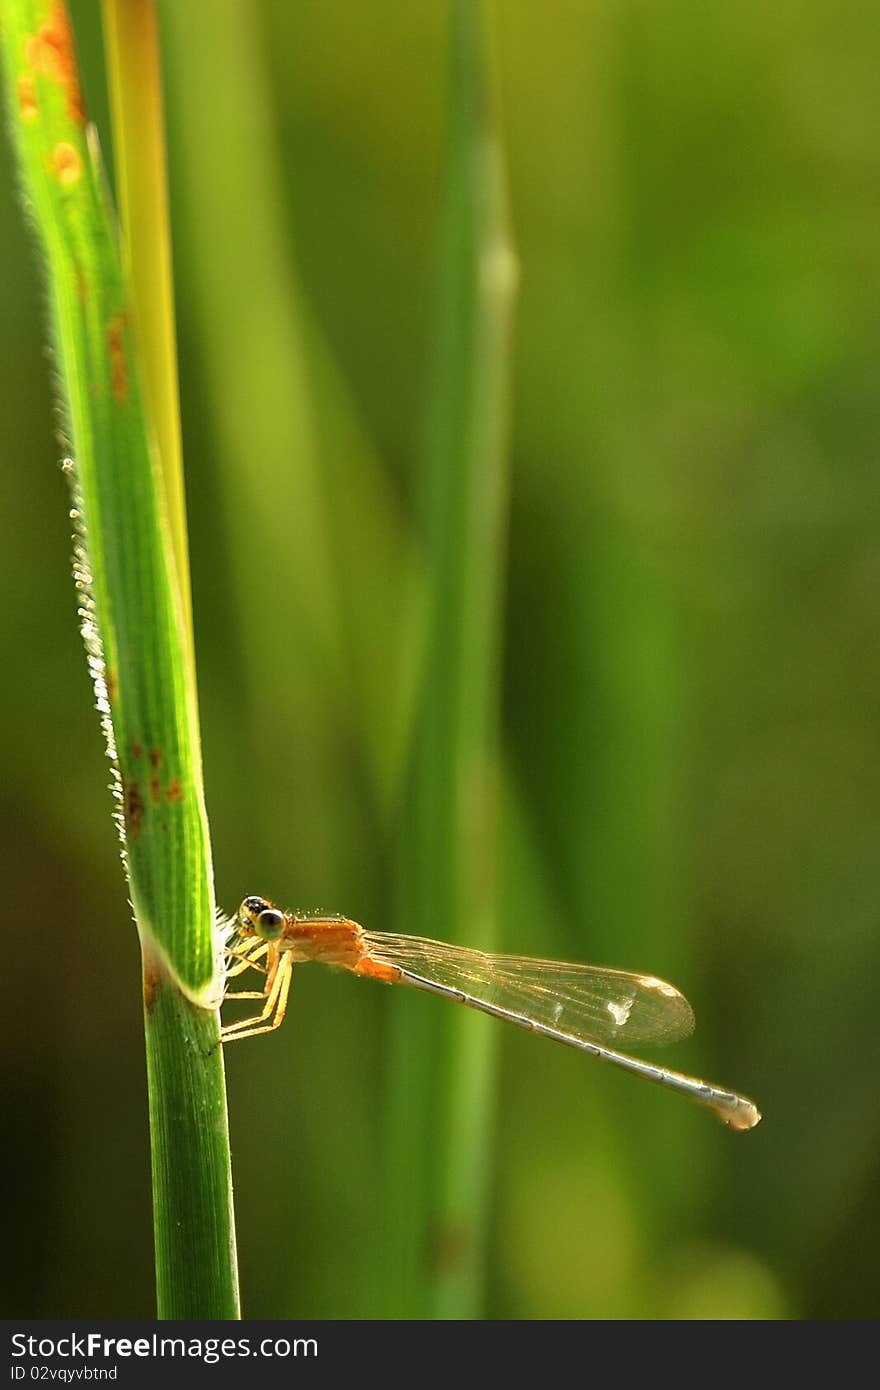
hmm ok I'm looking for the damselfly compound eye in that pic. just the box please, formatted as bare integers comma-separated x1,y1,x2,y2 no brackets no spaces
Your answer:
237,896,271,934
242,895,269,915
256,907,285,941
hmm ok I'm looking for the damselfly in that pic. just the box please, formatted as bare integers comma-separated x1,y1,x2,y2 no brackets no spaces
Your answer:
220,895,761,1131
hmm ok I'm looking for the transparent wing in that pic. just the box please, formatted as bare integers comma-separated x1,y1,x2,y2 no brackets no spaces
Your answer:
361,932,695,1046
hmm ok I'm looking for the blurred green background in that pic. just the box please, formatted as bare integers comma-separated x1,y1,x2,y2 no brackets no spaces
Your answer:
2,0,878,1319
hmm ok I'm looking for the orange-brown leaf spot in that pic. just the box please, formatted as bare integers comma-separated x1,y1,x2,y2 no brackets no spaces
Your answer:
143,963,160,1012
430,1224,470,1275
17,75,38,121
27,3,86,124
107,314,128,403
51,141,81,186
166,778,184,803
125,780,144,837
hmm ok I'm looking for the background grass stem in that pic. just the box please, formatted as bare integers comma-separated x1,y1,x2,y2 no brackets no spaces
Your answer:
387,0,517,1319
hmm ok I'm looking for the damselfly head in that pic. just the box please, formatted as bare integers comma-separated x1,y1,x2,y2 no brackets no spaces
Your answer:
238,896,286,941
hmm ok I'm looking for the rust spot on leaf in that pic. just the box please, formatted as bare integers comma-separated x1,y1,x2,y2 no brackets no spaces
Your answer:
430,1223,470,1275
26,3,86,124
131,739,143,759
149,776,162,806
149,747,163,769
143,963,160,1012
125,779,144,837
17,75,38,121
107,314,128,403
166,777,184,803
51,140,81,186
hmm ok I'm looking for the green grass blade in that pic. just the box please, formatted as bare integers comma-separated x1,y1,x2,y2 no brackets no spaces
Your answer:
1,0,213,994
2,0,239,1316
144,977,239,1318
387,0,517,1318
102,0,195,676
